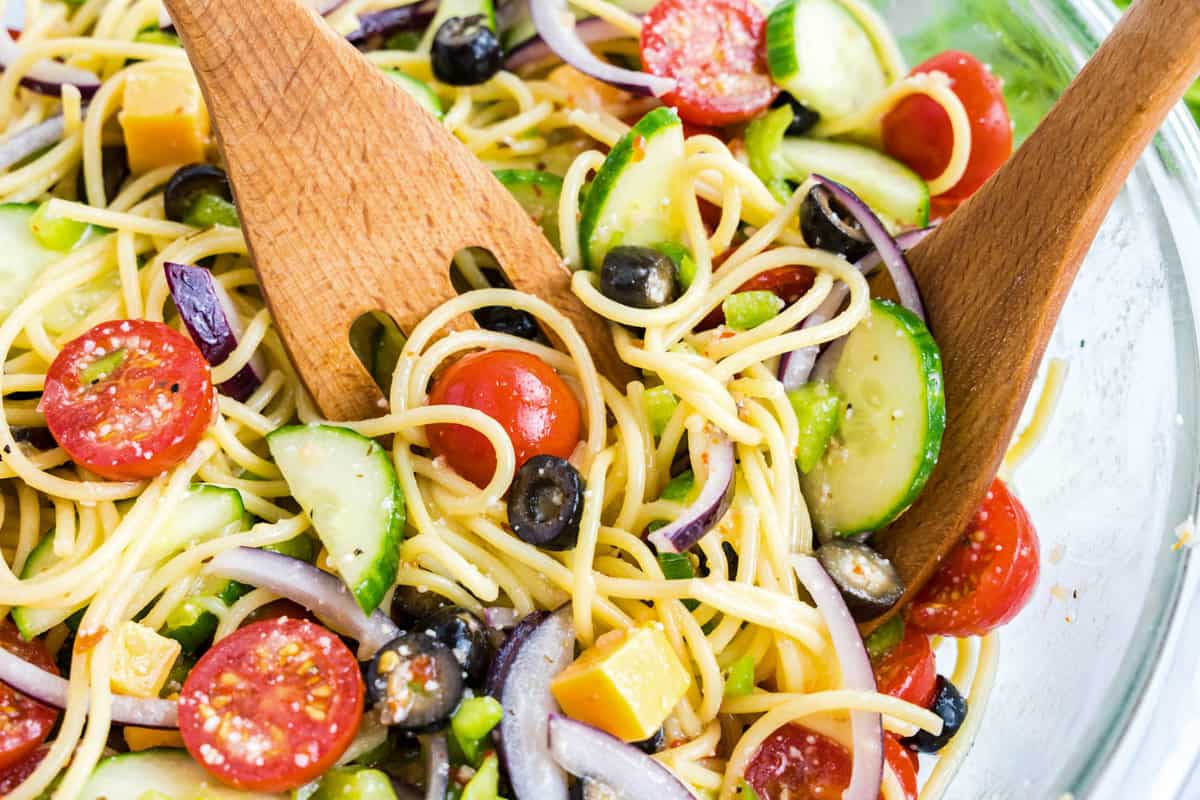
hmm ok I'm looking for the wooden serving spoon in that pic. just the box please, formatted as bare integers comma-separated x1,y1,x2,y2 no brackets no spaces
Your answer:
163,0,631,422
868,0,1200,629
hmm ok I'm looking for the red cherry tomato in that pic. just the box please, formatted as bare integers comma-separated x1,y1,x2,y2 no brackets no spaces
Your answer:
699,265,816,329
872,622,937,708
426,350,581,487
745,723,851,800
882,51,1013,202
178,618,364,792
40,319,215,481
640,0,778,126
884,735,918,800
0,746,48,795
910,478,1040,637
0,623,59,771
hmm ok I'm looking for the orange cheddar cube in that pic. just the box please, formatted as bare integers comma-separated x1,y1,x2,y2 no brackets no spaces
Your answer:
120,69,210,174
550,624,690,742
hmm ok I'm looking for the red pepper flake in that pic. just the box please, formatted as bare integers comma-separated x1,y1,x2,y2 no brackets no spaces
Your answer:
631,135,647,163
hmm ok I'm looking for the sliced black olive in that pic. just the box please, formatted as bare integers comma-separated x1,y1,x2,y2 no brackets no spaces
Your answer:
902,676,967,753
815,540,904,620
366,633,464,731
12,427,57,452
800,185,872,262
571,779,621,800
76,146,129,206
507,455,584,551
633,727,665,754
431,16,502,87
164,164,232,224
473,305,540,340
599,245,678,309
422,606,492,685
771,93,821,136
390,585,454,629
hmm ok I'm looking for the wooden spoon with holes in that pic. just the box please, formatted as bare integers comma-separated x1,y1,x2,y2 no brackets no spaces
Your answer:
867,0,1200,630
162,0,632,422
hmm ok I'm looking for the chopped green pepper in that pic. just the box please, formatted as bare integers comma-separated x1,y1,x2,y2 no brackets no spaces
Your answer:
452,695,504,765
864,614,905,662
307,767,398,799
30,201,90,251
724,655,756,698
660,470,695,503
787,382,842,474
461,753,500,800
643,385,679,438
183,193,240,229
723,291,784,331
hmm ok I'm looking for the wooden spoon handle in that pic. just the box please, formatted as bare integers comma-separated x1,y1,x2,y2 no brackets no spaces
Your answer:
164,0,631,420
874,0,1200,613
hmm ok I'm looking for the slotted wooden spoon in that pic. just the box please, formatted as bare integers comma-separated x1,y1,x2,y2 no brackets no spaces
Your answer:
163,0,631,422
868,0,1200,629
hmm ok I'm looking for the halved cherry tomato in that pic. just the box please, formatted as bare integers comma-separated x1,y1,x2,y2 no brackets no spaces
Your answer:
699,265,816,329
40,319,214,481
0,622,59,771
871,621,937,708
640,0,778,126
0,746,48,795
909,478,1040,637
178,618,364,791
882,51,1013,204
884,735,918,800
427,350,581,487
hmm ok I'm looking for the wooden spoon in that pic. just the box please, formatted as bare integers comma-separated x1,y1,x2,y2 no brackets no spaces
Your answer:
868,0,1200,629
162,0,631,422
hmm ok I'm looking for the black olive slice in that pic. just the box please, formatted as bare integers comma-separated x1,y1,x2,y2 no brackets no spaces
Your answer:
422,607,492,685
432,16,503,87
507,455,585,551
599,245,679,309
800,185,872,262
902,675,968,753
366,632,464,731
164,164,233,224
815,539,904,619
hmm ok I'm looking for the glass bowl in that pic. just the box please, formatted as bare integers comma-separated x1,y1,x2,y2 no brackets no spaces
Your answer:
869,0,1200,797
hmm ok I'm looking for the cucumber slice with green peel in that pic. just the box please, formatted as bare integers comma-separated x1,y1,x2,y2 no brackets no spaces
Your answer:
801,300,945,538
419,0,496,51
268,425,405,614
12,532,88,640
383,70,444,119
578,107,686,270
139,484,247,567
81,749,285,799
766,0,889,120
0,203,61,322
494,169,564,251
777,137,930,227
162,575,249,654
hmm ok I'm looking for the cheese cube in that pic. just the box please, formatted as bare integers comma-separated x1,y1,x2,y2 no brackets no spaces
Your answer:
110,621,181,699
550,624,690,742
123,725,186,751
120,69,210,174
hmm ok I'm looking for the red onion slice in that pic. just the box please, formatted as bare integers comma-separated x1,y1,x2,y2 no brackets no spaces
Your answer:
164,262,265,402
505,17,627,71
0,114,64,171
547,714,694,800
0,647,178,728
420,732,450,800
206,547,400,659
486,607,574,800
647,428,735,554
813,175,925,322
530,0,674,96
0,31,100,99
778,226,935,391
791,555,883,800
346,2,439,48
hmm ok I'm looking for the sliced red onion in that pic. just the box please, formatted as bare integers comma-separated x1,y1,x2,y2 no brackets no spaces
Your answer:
813,175,925,322
0,114,64,171
0,30,100,99
547,714,693,799
206,547,400,660
486,606,574,800
164,262,265,402
505,17,627,71
0,647,178,728
778,226,935,391
647,428,735,554
792,555,882,800
420,732,450,800
530,0,673,96
346,1,438,48
483,606,520,630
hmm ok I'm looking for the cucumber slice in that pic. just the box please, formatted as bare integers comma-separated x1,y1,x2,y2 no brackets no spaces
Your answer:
494,169,563,252
12,532,87,639
383,70,444,119
0,203,61,321
268,425,405,614
162,575,249,654
81,749,284,799
140,484,247,567
777,137,930,227
801,300,945,538
578,107,686,270
766,0,888,120
420,0,496,51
